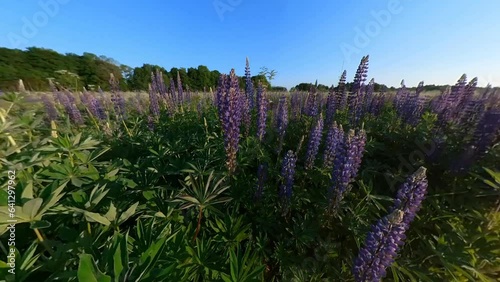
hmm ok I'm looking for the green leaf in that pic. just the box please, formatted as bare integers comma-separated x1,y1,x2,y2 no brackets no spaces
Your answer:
117,202,139,225
104,202,117,222
77,254,111,282
84,211,111,226
22,198,43,220
30,220,51,229
0,190,8,205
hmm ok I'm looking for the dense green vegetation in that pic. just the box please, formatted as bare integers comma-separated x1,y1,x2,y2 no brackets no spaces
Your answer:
0,47,270,92
0,56,499,281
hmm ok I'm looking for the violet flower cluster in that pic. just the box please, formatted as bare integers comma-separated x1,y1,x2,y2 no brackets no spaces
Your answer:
276,96,289,152
325,86,337,126
354,167,428,282
304,87,319,117
279,150,298,202
148,81,161,117
256,82,268,142
109,74,127,120
245,57,254,109
41,94,58,122
328,128,367,210
215,69,244,173
470,108,500,155
84,91,106,121
177,71,184,105
290,92,304,120
323,122,343,168
55,91,83,125
336,70,348,112
305,114,324,169
348,56,369,125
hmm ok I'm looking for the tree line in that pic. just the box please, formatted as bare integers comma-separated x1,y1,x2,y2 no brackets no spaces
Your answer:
0,47,270,92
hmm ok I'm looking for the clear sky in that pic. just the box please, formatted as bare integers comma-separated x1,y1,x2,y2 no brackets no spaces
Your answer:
1,0,499,88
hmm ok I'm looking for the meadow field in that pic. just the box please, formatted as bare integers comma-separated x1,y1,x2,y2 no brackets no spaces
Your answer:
0,57,499,281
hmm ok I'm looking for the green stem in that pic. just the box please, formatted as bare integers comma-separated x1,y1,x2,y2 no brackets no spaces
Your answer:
192,206,203,242
34,228,54,255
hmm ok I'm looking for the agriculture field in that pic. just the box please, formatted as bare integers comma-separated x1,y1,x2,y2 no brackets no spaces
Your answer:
0,57,499,282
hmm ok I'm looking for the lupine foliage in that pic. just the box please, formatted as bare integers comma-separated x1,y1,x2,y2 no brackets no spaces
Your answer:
0,56,499,282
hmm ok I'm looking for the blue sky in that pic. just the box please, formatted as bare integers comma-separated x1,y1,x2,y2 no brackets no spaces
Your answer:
1,0,499,88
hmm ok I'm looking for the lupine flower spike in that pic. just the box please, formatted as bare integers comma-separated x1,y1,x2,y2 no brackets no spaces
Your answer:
354,167,428,282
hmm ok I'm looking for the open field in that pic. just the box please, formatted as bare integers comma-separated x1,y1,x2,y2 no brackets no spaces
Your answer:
0,60,499,281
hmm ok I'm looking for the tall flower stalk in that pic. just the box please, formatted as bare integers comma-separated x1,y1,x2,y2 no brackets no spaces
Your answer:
279,150,298,203
245,57,254,109
305,114,324,169
328,128,367,210
276,96,288,154
354,167,428,282
256,82,268,142
215,69,244,174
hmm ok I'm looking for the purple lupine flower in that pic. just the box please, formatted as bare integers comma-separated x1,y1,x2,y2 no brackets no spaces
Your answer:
325,85,337,126
336,70,348,111
41,94,58,121
197,100,203,116
329,129,355,208
348,56,369,125
352,128,367,178
394,80,410,116
216,70,244,173
84,92,106,121
279,150,298,201
329,129,367,209
362,78,375,116
304,87,319,117
290,92,303,120
154,69,169,104
390,167,428,227
354,167,428,282
242,91,251,137
438,74,468,125
177,71,184,105
170,78,177,105
65,91,76,105
57,92,83,125
148,82,160,117
109,73,127,120
255,163,268,200
323,122,343,168
256,82,268,142
276,96,289,152
245,57,255,109
305,114,324,169
147,115,155,131
399,81,426,125
353,210,407,282
471,108,500,155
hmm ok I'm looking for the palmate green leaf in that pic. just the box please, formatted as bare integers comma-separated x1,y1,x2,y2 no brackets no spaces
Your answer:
117,202,139,225
131,229,178,281
77,254,112,282
104,202,117,222
22,198,43,220
84,211,111,226
111,232,129,282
